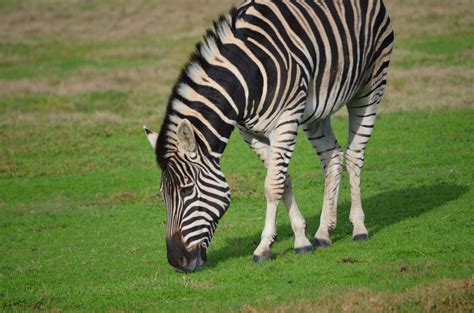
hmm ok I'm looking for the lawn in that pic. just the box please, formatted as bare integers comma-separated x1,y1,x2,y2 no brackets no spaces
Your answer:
1,0,473,312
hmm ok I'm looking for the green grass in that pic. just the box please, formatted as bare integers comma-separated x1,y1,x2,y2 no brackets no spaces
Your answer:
394,34,474,68
1,0,473,311
1,109,473,312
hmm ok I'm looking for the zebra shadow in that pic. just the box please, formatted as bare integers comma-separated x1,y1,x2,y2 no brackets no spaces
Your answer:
206,182,469,268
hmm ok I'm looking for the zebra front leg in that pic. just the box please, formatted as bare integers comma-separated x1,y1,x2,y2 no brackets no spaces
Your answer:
303,118,343,247
252,167,282,263
252,120,300,263
239,128,312,255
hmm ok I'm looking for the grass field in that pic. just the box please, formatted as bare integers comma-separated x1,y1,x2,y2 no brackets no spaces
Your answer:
1,0,473,312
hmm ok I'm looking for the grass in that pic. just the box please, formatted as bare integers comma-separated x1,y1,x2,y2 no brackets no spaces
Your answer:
1,0,473,312
1,109,473,312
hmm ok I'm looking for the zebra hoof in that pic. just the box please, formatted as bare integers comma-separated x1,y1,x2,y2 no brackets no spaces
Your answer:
252,252,272,263
294,245,314,254
353,234,369,241
313,238,332,248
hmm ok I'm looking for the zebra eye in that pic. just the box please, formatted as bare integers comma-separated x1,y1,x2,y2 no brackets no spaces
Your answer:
179,184,194,198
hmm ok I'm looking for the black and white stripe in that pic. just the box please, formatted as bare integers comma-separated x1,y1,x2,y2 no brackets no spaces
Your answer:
145,0,394,271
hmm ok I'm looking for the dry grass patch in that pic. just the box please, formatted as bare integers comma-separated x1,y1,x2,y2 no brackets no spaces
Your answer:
0,66,166,97
0,111,126,126
242,276,474,313
179,276,216,289
384,66,474,112
385,0,473,38
1,0,472,115
1,0,470,43
0,0,238,43
0,0,472,123
333,64,474,117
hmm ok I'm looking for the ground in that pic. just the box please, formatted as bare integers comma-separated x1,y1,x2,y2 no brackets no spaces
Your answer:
0,0,473,312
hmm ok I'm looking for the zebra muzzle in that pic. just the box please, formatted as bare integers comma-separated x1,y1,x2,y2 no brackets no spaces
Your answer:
166,232,206,272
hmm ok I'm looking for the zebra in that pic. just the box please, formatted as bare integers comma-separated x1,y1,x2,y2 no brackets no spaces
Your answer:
144,0,394,272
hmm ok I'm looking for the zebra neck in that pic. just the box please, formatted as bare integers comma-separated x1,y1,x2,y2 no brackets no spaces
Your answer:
156,12,251,168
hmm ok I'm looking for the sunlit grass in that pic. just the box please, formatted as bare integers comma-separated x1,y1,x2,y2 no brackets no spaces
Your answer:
0,0,473,311
1,109,473,311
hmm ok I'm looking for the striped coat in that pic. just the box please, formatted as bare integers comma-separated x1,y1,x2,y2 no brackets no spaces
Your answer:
145,0,394,272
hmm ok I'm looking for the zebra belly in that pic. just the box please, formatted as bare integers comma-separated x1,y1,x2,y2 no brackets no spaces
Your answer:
300,78,355,125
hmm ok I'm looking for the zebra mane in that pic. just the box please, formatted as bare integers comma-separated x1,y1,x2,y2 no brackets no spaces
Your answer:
155,6,246,169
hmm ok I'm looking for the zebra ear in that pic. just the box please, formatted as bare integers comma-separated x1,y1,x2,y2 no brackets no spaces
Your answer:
143,125,158,150
177,119,196,154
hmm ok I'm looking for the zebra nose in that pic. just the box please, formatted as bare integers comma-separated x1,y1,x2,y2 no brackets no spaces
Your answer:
166,233,206,272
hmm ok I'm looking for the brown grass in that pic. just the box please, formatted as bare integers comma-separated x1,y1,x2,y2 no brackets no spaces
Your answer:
384,66,474,112
179,276,216,289
1,0,470,42
385,0,473,37
0,66,164,97
0,111,125,127
0,0,472,122
241,276,474,313
0,0,238,43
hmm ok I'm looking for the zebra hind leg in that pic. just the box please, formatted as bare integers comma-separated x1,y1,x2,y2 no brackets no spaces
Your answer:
238,128,313,260
346,73,388,241
303,118,344,248
346,27,392,241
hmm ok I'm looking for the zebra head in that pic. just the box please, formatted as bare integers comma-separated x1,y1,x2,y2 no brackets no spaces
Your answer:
144,119,230,272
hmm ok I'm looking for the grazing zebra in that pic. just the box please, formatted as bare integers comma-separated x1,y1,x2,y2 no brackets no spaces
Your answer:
144,0,394,272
